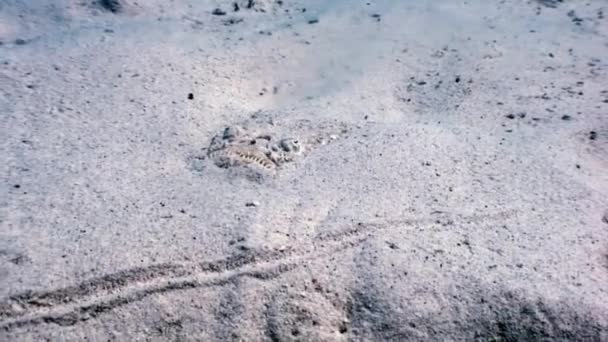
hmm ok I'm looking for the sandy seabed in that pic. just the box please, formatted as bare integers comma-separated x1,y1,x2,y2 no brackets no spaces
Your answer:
1,0,608,340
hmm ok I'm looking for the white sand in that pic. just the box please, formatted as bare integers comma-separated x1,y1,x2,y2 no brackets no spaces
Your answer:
1,0,607,340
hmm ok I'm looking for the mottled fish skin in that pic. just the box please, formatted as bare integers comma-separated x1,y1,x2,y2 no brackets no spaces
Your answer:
205,120,342,176
209,145,276,170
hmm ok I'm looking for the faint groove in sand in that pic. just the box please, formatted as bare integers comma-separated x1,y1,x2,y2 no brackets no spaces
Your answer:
0,228,370,330
0,210,516,330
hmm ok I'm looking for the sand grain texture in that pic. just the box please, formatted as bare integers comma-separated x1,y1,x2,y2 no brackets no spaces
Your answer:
1,0,608,340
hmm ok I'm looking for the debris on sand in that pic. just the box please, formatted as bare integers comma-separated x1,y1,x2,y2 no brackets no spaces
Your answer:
536,0,564,8
212,8,227,16
98,0,123,13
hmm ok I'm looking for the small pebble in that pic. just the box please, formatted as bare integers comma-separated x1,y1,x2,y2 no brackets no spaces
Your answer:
589,131,597,140
212,8,227,15
223,126,240,140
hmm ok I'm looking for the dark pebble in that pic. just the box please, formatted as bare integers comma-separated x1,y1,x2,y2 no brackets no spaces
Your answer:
212,8,227,15
505,114,516,119
188,93,194,100
561,115,571,120
308,19,319,24
589,131,597,140
99,0,123,13
223,18,243,25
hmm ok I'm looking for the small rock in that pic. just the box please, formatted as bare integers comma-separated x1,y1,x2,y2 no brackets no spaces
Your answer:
386,241,399,250
212,8,227,15
99,0,123,13
561,115,572,121
223,126,240,140
245,201,259,207
11,303,25,314
187,93,194,100
223,17,243,26
589,131,597,140
308,19,319,24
